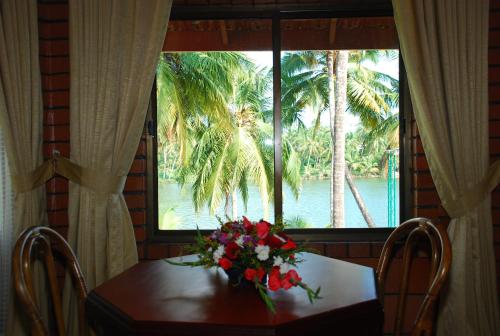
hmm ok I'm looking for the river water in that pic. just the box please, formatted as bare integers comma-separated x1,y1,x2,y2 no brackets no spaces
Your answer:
158,178,399,230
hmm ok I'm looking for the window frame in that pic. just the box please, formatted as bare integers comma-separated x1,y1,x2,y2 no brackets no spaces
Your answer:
146,4,413,244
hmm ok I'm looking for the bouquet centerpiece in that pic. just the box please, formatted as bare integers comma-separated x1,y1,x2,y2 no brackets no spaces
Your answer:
166,217,321,313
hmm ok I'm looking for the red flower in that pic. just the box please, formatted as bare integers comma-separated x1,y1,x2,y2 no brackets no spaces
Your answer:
244,268,257,281
281,239,297,250
219,257,232,270
268,267,282,291
256,220,271,239
281,269,302,290
267,233,286,248
243,216,254,233
225,242,240,259
256,267,266,282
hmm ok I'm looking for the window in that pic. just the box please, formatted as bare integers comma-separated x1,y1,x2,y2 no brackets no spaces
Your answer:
147,8,411,242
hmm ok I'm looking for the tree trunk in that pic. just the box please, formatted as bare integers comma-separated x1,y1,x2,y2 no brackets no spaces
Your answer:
332,50,348,228
262,194,269,221
327,50,336,228
345,167,376,228
231,190,238,220
162,146,168,179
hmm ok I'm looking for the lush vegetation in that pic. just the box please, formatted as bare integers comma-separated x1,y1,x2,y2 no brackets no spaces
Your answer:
156,51,399,228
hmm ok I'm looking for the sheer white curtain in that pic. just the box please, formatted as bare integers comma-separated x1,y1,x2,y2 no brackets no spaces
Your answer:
64,1,172,333
0,128,12,336
392,1,500,335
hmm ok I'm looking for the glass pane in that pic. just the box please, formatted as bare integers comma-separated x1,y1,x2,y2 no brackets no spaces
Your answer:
157,19,273,230
280,18,400,229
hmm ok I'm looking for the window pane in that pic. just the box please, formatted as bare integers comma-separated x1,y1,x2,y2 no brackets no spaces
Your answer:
157,50,274,230
280,18,400,229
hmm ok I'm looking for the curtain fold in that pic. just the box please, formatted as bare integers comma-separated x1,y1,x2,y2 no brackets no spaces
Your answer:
64,0,171,333
392,1,500,335
0,128,12,336
0,0,48,335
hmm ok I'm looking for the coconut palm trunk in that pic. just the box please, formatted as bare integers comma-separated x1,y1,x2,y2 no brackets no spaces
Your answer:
331,50,348,228
327,50,336,227
232,190,238,220
345,167,376,228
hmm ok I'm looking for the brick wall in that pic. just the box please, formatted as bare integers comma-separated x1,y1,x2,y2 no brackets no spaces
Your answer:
38,1,499,335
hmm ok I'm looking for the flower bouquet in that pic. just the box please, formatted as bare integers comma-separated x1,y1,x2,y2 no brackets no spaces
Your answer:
165,217,321,313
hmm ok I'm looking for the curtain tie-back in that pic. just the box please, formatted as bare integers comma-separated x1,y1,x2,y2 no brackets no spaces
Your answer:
11,152,127,194
442,160,500,218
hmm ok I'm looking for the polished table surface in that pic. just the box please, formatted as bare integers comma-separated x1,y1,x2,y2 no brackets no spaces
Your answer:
86,252,383,336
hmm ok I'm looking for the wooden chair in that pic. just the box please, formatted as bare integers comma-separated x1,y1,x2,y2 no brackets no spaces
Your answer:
12,225,88,336
376,217,451,336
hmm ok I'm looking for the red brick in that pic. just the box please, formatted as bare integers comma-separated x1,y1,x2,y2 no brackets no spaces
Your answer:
129,159,146,174
125,194,146,209
414,206,444,221
134,226,146,242
414,155,429,171
47,193,68,211
303,243,325,255
490,104,500,119
147,243,169,259
490,85,500,102
53,226,68,240
490,66,500,84
490,120,500,137
43,143,70,158
491,0,500,9
39,22,68,39
491,30,500,48
494,227,500,243
137,243,145,259
168,244,191,257
46,176,68,193
491,12,500,29
124,176,146,192
491,138,500,155
371,242,384,258
136,140,147,156
490,49,500,66
43,91,69,107
44,125,70,142
492,210,500,225
415,137,424,154
348,242,371,258
415,190,441,206
40,40,69,56
42,74,70,91
325,243,347,258
40,57,69,74
47,210,68,227
340,257,378,269
415,171,435,189
493,191,500,207
38,4,68,21
44,109,70,125
130,210,146,226
496,245,500,260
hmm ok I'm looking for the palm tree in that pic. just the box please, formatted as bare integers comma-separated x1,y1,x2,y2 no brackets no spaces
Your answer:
281,50,398,228
158,52,301,221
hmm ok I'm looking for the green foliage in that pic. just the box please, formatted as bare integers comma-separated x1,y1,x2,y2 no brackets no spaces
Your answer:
156,50,400,219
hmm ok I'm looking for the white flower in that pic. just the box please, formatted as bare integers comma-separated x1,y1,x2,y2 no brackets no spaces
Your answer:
213,245,225,263
255,245,270,261
279,263,291,274
273,256,284,267
235,235,245,247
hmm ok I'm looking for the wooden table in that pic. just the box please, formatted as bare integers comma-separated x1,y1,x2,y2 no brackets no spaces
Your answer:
86,253,383,336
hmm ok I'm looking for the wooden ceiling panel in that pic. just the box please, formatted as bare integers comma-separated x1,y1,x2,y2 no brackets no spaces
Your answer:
163,17,397,51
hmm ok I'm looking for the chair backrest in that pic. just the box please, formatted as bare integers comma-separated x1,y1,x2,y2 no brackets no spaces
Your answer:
376,217,451,336
12,225,88,336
